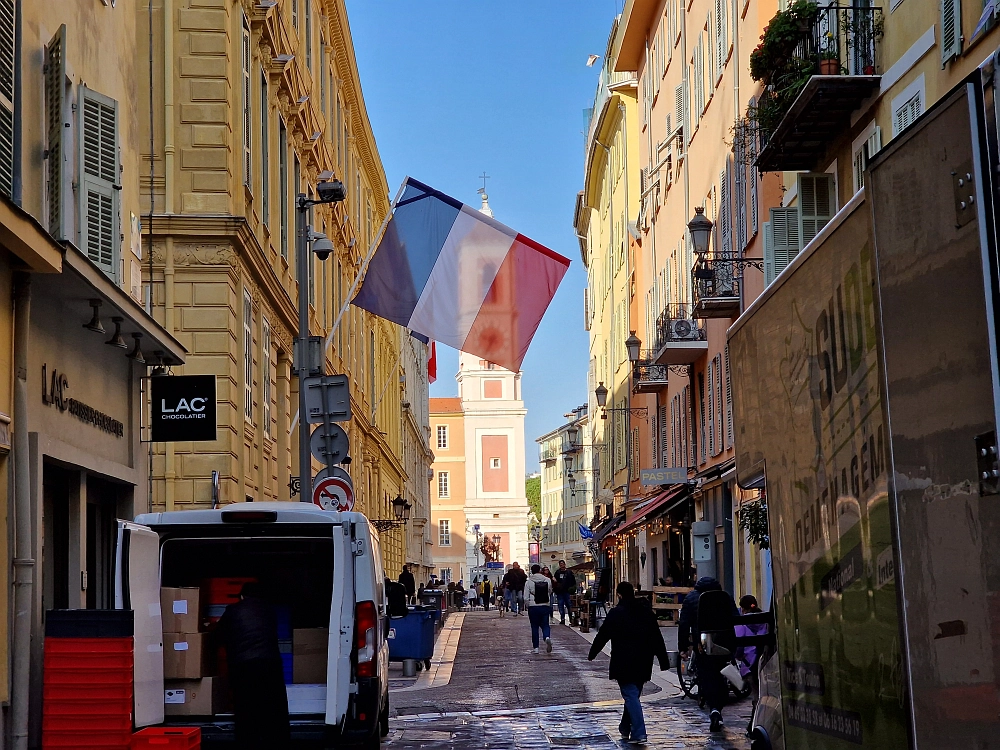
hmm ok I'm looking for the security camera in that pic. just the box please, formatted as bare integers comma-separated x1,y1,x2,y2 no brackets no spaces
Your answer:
316,179,346,203
311,231,334,261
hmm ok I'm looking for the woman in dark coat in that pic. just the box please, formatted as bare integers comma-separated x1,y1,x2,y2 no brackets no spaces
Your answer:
587,582,668,744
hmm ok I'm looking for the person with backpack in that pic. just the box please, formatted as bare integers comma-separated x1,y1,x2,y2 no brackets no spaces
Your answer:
526,564,553,653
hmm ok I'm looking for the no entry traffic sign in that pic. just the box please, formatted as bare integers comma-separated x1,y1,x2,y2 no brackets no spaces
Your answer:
312,476,354,512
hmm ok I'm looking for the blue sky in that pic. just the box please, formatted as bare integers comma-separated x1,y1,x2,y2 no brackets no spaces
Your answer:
347,2,619,474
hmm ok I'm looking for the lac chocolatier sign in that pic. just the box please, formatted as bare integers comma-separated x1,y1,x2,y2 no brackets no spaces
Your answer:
42,364,124,438
151,375,217,442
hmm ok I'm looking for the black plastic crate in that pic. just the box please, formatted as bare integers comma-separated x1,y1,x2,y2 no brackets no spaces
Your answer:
44,610,134,638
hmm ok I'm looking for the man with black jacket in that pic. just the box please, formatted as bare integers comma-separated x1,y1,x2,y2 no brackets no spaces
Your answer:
398,564,416,604
587,581,668,746
552,560,577,625
678,576,737,732
214,582,290,749
501,563,528,615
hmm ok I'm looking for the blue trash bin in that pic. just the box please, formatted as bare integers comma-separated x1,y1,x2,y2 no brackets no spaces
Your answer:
388,610,434,663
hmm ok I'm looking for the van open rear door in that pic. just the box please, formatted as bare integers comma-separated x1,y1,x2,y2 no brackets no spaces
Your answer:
114,520,165,728
326,520,356,726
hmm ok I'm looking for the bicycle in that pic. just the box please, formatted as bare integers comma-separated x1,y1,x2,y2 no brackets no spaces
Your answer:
677,649,752,702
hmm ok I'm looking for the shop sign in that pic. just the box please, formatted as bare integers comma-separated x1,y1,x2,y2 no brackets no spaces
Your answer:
42,364,124,438
151,375,217,442
639,467,688,485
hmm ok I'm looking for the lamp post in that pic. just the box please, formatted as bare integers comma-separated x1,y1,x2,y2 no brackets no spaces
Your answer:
295,179,346,502
473,523,482,567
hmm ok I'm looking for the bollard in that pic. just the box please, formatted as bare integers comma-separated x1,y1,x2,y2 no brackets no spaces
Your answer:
402,658,417,677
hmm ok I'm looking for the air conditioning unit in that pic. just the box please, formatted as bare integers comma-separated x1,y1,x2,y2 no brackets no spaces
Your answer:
670,318,701,340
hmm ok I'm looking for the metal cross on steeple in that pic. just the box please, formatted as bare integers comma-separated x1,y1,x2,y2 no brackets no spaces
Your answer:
478,171,490,194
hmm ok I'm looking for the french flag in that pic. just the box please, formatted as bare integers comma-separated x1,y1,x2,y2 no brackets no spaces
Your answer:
352,178,570,373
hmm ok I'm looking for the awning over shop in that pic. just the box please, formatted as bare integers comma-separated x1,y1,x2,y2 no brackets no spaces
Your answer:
613,485,689,537
568,560,595,573
592,512,624,548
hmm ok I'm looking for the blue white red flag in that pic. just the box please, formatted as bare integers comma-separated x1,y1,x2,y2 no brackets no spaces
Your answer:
578,522,594,540
352,178,570,373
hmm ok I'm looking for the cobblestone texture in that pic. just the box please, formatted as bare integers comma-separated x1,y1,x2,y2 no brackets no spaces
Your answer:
385,610,752,749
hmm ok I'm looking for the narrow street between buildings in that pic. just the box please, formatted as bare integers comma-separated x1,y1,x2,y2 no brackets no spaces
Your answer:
385,611,751,749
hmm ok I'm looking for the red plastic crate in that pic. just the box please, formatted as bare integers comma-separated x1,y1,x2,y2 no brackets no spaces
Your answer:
45,637,133,654
44,697,132,716
45,651,134,671
131,727,201,749
42,729,132,748
44,683,133,703
44,667,134,686
201,577,255,605
43,713,133,733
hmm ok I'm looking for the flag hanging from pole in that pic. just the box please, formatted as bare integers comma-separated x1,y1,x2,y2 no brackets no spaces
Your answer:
351,177,570,373
578,521,595,540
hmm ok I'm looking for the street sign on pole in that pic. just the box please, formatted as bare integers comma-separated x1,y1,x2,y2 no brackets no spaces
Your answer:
312,475,354,512
303,374,351,424
313,466,353,485
309,422,349,464
485,562,504,570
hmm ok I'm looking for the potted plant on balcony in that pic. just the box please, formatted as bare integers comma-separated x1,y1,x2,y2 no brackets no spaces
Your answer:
819,31,840,75
747,1,821,144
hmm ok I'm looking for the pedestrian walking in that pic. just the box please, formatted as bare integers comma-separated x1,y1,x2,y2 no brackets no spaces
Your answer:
502,562,527,615
587,581,668,746
541,566,555,621
213,582,290,749
678,576,738,733
553,560,577,625
526,564,553,653
482,578,492,611
398,564,416,605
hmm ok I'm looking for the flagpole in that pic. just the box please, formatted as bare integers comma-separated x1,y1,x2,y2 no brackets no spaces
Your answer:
291,178,408,433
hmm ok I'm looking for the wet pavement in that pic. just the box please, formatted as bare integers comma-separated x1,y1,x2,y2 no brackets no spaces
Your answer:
386,610,752,749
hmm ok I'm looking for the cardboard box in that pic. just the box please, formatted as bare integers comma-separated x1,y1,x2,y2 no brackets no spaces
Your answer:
164,677,231,716
160,587,200,634
163,632,210,679
293,628,329,684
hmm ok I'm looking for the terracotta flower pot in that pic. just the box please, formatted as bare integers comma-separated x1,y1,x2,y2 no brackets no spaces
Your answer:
819,58,840,75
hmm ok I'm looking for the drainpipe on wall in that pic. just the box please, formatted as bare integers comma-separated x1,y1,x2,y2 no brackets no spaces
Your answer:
11,272,32,750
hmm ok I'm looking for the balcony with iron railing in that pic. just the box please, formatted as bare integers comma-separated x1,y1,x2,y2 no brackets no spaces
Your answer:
632,358,670,394
749,4,884,172
540,446,559,463
650,303,708,365
693,256,743,319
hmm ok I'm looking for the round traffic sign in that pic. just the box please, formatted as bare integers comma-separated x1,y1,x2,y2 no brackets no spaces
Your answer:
312,476,354,512
313,465,353,485
309,422,350,464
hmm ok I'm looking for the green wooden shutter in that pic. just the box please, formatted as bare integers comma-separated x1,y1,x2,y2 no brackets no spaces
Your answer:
941,0,962,65
45,25,67,238
0,0,14,199
78,87,119,276
768,206,801,283
797,173,835,245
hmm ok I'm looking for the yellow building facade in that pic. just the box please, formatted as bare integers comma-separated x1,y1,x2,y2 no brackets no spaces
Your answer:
140,0,426,576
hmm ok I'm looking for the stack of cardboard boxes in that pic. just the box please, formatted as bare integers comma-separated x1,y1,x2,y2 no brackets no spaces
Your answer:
161,586,229,715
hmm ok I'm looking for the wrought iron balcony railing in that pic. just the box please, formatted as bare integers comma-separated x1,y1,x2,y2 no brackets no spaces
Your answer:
648,303,708,365
692,255,763,319
540,447,559,462
633,362,670,394
752,5,883,172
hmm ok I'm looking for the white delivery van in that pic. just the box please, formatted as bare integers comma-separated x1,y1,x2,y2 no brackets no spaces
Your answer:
114,502,390,748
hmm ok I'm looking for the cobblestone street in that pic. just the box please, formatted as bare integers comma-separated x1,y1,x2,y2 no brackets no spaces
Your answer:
386,611,751,749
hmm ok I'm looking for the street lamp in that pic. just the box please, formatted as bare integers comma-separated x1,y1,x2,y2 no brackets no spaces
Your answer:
566,424,579,448
688,206,713,256
295,180,347,503
370,494,412,532
625,331,642,363
595,382,608,409
568,471,577,494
